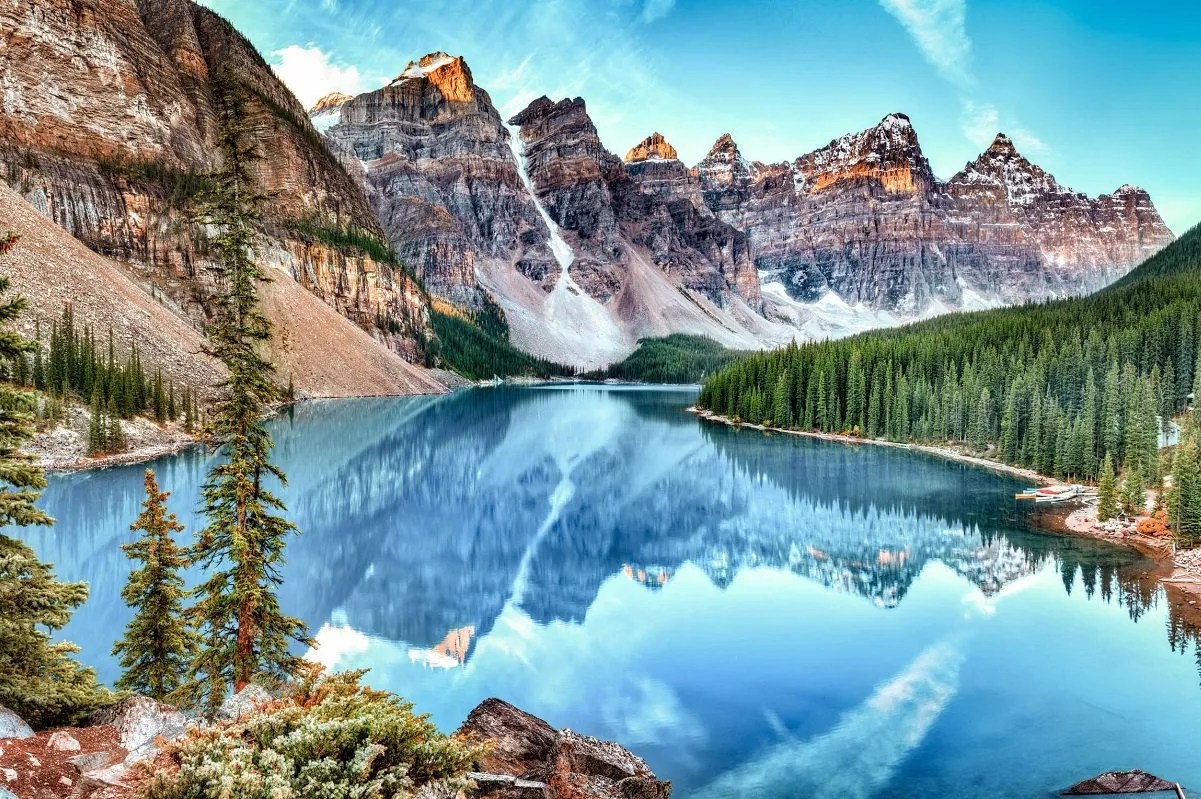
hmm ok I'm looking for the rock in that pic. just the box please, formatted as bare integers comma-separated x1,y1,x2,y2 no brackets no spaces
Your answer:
47,730,81,751
624,133,678,164
1,768,14,784
77,763,128,796
0,708,33,740
697,114,1174,318
456,699,670,799
459,699,559,780
0,0,435,387
615,777,672,799
89,696,187,759
215,685,273,723
1062,769,1177,794
469,772,549,798
67,752,115,774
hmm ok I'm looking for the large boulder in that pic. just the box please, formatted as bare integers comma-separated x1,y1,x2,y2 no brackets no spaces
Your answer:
459,699,558,781
89,696,188,761
457,699,671,799
1062,769,1177,794
0,708,32,740
215,684,273,723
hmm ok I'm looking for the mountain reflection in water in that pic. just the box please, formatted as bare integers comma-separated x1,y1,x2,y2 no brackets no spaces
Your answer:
11,385,1201,798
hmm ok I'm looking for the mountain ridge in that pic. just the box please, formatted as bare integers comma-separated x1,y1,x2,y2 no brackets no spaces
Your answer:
312,56,1172,367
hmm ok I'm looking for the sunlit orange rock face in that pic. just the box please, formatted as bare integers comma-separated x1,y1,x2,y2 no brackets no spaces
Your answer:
624,132,679,163
327,53,558,304
0,0,431,362
795,114,933,196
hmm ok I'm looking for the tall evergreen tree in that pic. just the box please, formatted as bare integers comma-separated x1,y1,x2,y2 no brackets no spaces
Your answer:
113,470,196,701
1170,437,1201,546
0,236,108,727
1097,453,1118,522
1121,466,1146,516
184,76,308,714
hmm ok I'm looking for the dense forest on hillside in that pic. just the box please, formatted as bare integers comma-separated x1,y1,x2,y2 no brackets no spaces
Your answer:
426,301,574,380
698,225,1201,544
588,334,745,384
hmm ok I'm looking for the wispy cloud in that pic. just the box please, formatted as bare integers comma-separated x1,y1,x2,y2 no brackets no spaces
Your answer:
879,0,973,90
879,0,1048,155
640,0,675,24
269,44,364,109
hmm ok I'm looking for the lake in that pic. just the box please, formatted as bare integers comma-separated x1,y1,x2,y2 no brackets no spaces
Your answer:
11,385,1201,798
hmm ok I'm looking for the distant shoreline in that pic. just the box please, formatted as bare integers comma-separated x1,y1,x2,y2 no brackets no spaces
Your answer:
688,405,1201,613
688,406,1058,485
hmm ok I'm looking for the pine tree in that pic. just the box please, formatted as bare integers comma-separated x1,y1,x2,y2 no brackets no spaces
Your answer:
153,370,167,423
113,470,197,701
87,386,106,455
1122,466,1146,516
1097,453,1118,522
184,76,309,714
182,386,195,433
0,237,108,727
1169,437,1201,546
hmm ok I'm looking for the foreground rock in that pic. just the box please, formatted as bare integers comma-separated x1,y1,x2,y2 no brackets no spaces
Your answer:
0,707,33,740
455,698,671,799
89,696,188,763
1062,769,1178,794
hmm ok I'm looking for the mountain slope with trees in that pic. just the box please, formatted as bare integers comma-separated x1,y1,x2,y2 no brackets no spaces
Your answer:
698,224,1201,543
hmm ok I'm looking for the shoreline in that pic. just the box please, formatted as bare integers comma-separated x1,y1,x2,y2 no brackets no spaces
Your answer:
689,406,1058,485
689,406,1201,609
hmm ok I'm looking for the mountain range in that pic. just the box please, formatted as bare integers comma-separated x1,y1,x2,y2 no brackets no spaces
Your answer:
312,52,1172,367
0,1,1176,382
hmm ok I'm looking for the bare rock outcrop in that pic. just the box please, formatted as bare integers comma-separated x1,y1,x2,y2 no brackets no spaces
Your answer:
88,696,187,763
0,707,33,740
457,699,672,799
0,0,435,376
624,133,677,164
1061,769,1177,794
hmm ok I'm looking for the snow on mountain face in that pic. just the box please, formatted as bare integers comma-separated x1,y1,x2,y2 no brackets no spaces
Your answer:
794,112,935,195
308,92,353,132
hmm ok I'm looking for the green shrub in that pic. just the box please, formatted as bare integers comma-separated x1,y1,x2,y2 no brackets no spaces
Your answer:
139,667,483,799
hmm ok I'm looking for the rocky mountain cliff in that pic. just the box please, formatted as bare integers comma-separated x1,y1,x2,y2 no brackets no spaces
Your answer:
695,115,1174,336
317,57,1172,365
0,0,440,395
321,57,781,368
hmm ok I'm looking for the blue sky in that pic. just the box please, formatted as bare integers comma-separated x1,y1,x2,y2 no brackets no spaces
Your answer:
199,0,1201,233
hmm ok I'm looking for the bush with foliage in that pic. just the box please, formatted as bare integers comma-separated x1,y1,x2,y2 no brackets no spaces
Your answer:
139,668,483,799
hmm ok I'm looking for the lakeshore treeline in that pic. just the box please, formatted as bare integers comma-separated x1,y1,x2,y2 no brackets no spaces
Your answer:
698,224,1201,545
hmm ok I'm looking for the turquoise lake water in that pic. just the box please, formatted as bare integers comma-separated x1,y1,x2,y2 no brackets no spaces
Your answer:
11,385,1201,798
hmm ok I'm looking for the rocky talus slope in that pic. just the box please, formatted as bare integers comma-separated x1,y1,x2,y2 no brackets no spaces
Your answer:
0,0,441,393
